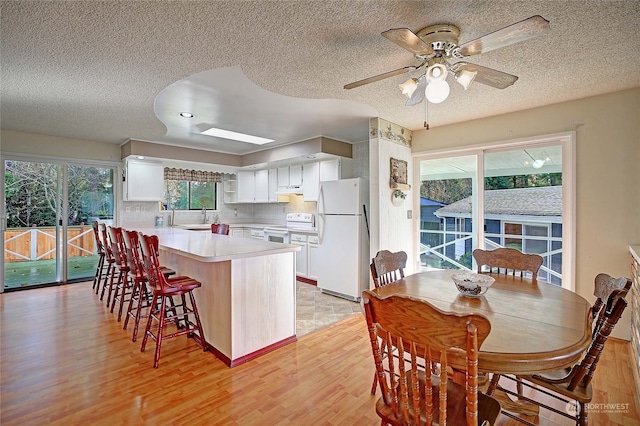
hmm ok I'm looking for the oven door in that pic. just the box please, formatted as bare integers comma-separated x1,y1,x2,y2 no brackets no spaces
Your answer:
263,228,290,244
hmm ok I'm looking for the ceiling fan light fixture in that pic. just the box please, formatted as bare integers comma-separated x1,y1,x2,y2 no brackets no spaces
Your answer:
455,69,477,90
425,63,448,83
425,80,450,104
399,78,418,98
532,159,545,169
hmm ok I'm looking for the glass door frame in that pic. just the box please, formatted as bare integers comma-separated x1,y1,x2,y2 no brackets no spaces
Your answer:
412,131,576,290
1,153,120,292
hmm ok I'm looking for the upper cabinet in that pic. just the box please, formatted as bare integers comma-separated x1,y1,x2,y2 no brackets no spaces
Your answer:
289,164,303,186
123,160,164,201
228,157,352,203
236,170,256,203
233,169,283,203
302,158,351,201
302,162,320,201
254,169,269,202
268,168,279,202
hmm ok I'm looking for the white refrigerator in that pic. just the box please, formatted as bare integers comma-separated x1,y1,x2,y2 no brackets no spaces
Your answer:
316,178,369,301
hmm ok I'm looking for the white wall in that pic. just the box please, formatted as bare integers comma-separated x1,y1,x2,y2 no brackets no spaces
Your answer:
369,119,415,283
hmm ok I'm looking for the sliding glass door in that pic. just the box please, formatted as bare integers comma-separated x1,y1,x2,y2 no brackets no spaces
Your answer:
483,145,563,285
418,154,478,270
2,158,115,291
416,134,573,288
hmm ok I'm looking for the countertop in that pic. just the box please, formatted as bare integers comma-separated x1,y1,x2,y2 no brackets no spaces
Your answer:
174,223,318,235
174,222,283,231
137,227,300,262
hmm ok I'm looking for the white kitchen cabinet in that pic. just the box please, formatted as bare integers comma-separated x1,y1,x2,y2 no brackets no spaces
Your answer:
308,235,319,281
302,158,350,202
289,164,303,186
254,169,269,202
277,167,289,188
302,161,320,201
268,168,278,202
124,160,164,201
231,228,244,237
237,171,255,202
320,158,351,181
291,233,308,278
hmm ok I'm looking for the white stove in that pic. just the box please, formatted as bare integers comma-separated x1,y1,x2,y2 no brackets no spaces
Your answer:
263,213,315,243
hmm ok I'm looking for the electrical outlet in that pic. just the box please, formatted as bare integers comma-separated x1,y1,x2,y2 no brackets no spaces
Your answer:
141,206,146,212
135,207,140,213
125,207,130,213
407,210,412,219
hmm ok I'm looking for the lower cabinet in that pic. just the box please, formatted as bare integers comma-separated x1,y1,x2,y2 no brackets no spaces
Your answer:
307,235,319,281
291,233,318,281
231,228,244,237
291,233,308,279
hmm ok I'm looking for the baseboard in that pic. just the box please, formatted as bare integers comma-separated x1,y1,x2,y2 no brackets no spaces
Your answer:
296,276,317,285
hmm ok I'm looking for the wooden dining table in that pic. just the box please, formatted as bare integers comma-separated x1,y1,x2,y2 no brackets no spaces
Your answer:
370,269,593,376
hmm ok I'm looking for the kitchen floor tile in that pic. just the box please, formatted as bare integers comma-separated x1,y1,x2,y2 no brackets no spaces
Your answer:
295,281,362,337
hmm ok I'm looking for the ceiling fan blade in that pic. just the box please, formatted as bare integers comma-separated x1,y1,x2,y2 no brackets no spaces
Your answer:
382,28,434,55
454,62,518,89
458,15,550,57
344,66,417,90
405,75,426,106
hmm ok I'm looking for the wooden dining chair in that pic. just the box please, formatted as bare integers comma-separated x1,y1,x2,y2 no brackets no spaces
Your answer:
368,250,409,395
211,223,230,235
591,273,632,333
138,233,207,368
370,250,407,288
363,290,501,426
473,247,543,280
486,287,629,426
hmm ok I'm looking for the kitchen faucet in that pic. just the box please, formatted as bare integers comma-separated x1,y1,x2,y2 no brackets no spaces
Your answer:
202,206,208,224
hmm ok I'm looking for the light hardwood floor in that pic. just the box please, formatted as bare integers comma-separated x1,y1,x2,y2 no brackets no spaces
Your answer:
1,281,638,425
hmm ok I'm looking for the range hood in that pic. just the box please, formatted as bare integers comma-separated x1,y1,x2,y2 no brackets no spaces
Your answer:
275,186,303,195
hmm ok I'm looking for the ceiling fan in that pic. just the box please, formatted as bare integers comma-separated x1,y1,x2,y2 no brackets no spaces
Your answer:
344,15,550,107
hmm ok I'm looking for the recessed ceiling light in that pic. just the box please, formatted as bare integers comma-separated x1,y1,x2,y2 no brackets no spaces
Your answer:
200,127,274,145
179,112,194,118
136,156,145,160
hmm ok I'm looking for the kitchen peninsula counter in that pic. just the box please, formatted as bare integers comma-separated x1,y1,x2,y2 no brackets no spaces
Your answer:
138,227,300,367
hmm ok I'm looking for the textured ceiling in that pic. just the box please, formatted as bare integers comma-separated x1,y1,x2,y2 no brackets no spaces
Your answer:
1,1,639,156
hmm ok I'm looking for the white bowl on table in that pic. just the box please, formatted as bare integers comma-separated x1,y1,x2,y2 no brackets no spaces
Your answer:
451,271,495,297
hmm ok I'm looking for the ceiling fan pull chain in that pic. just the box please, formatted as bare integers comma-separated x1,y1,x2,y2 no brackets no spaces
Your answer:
424,98,430,130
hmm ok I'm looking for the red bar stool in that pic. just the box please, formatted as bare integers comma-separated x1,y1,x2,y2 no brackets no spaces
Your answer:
211,223,230,235
138,233,207,368
122,230,179,342
90,221,107,293
98,223,117,300
107,226,131,321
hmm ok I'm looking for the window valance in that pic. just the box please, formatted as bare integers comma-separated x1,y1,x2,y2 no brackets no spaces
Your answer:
164,168,222,183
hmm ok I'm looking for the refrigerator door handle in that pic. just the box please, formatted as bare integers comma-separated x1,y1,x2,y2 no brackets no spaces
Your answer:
317,184,324,244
